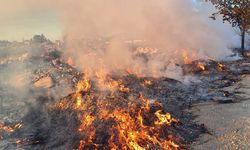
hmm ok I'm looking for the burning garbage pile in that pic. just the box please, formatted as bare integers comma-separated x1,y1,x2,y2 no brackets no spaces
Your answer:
0,42,207,149
1,39,250,149
181,50,227,74
55,73,180,149
13,68,204,150
180,52,250,104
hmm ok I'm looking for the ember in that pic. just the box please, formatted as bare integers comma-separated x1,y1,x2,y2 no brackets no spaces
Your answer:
217,63,225,71
143,79,153,86
67,57,74,66
0,122,22,133
197,62,205,71
0,123,14,133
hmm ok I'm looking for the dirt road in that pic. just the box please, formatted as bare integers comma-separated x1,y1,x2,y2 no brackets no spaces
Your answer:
191,75,250,149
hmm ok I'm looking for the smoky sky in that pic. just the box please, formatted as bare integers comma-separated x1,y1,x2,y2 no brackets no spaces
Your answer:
52,0,239,76
0,0,240,77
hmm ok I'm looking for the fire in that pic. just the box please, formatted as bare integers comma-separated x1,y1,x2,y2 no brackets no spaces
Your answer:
181,50,197,64
67,57,74,66
78,115,95,132
75,93,82,108
95,69,120,91
15,140,22,144
32,62,181,149
107,108,179,150
181,50,209,72
154,110,178,126
0,122,22,133
143,79,153,86
181,50,228,73
182,51,191,64
14,123,22,129
68,71,179,150
0,123,14,133
217,63,225,71
119,84,130,93
56,99,68,110
197,62,205,71
76,78,91,92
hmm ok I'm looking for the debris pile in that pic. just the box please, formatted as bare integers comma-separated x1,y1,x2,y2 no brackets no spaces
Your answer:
0,39,250,149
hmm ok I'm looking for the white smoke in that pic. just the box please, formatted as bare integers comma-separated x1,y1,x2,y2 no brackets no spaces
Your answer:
54,0,239,77
1,0,240,77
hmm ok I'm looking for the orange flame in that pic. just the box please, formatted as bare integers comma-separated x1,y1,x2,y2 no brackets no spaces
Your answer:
0,122,22,133
154,110,178,126
75,87,179,149
181,51,192,64
53,68,180,149
197,62,205,71
76,78,91,93
181,50,198,64
217,63,225,71
67,57,74,66
143,79,153,86
0,123,14,133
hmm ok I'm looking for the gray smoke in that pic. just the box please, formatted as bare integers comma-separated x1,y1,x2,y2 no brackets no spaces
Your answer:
1,0,240,78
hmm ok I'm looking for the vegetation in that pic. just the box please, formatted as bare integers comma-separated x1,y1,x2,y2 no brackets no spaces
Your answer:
206,0,250,54
32,34,48,43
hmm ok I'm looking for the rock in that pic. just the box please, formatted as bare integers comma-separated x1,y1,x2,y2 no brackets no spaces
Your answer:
34,76,53,88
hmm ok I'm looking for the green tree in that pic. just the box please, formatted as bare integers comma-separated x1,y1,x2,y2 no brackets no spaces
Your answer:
206,0,250,54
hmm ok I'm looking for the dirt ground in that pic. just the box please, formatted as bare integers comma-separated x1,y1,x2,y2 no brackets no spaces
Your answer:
191,75,250,150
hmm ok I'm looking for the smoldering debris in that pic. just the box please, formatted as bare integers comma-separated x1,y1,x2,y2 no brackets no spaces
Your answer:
14,77,205,149
0,39,250,149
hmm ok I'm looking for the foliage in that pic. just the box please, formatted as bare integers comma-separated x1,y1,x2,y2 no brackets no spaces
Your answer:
207,0,250,30
206,0,250,50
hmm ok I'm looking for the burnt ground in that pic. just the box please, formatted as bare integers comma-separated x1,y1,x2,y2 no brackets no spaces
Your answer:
0,42,250,149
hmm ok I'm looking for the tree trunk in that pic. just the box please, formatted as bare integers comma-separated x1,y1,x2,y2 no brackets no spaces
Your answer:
241,27,245,56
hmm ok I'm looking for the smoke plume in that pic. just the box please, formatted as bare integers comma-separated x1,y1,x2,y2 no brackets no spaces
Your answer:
4,0,239,77
54,0,238,77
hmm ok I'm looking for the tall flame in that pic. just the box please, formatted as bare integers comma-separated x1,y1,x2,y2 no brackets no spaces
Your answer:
53,69,181,149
